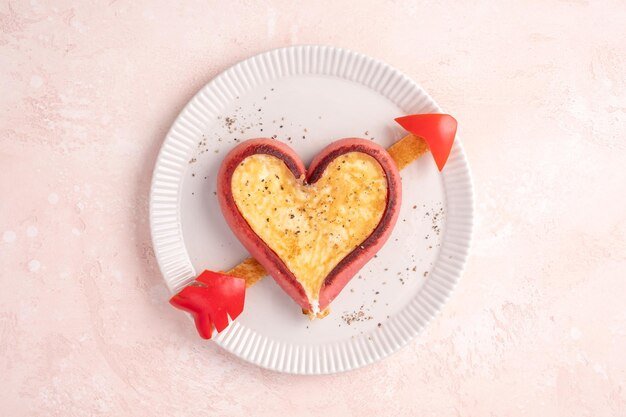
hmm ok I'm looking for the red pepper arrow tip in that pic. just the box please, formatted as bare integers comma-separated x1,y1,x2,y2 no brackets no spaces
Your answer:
395,114,457,171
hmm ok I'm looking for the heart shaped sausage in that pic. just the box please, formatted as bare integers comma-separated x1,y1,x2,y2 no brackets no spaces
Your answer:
217,138,401,314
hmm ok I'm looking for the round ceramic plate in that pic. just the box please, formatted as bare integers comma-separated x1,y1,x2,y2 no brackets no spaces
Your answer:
150,46,473,374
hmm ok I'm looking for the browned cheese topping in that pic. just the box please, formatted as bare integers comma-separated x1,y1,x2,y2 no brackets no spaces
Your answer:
231,152,387,302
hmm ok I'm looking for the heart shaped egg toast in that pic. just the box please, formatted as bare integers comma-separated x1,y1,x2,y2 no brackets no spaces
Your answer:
217,138,401,316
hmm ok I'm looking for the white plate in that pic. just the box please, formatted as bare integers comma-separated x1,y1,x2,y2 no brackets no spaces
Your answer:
150,46,473,374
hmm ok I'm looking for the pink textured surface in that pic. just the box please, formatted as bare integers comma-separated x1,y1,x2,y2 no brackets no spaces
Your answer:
1,1,625,415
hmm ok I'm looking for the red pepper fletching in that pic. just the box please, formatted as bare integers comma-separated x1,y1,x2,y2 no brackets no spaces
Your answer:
170,270,246,339
394,114,457,171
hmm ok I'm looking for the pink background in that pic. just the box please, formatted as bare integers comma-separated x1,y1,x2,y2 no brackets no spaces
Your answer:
1,1,625,416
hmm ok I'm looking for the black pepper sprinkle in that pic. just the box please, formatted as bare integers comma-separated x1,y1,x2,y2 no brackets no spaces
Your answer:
341,307,373,325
